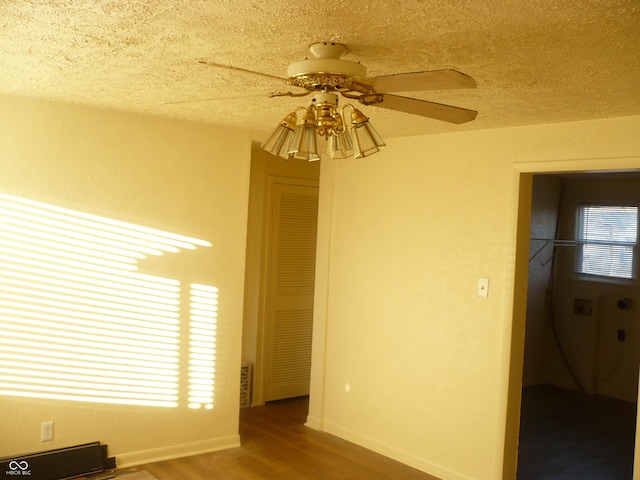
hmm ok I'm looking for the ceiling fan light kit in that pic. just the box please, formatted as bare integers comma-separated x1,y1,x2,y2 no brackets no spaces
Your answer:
204,41,478,160
263,91,386,161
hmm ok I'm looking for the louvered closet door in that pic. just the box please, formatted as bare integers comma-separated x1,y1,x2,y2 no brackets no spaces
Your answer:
264,182,319,402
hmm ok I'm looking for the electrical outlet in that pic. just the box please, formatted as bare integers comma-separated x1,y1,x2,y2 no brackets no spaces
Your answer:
41,420,54,442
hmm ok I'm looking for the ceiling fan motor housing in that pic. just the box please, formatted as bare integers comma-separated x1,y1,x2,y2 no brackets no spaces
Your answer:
287,42,367,90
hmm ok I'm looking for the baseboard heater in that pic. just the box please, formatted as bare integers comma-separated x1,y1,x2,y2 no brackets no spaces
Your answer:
1,442,116,480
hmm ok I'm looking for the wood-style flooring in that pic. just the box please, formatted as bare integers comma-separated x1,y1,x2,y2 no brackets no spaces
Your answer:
136,396,440,480
130,386,637,479
517,385,637,480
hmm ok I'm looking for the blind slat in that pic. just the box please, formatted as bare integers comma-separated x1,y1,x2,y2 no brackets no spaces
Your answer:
577,205,638,279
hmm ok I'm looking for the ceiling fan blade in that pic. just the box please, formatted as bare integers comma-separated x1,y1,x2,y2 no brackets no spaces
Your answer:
199,60,288,82
371,94,477,124
361,70,476,93
269,90,310,98
163,90,309,105
162,93,268,105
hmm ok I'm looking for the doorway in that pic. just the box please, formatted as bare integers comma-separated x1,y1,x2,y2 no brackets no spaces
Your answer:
241,145,320,407
514,171,640,479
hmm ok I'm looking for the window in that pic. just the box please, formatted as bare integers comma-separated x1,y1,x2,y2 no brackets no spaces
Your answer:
576,205,638,279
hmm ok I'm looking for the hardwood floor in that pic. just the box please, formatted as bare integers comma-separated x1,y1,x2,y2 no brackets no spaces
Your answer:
127,386,637,479
517,385,637,480
135,397,440,480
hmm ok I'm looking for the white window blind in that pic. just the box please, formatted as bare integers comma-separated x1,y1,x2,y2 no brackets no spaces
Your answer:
0,193,213,407
576,205,638,279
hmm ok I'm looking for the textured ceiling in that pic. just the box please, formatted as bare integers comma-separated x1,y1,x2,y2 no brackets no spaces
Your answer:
1,0,639,140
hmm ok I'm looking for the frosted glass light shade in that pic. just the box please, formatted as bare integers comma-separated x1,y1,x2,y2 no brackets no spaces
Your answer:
288,107,320,161
262,125,294,158
328,131,354,159
351,119,386,158
261,112,297,159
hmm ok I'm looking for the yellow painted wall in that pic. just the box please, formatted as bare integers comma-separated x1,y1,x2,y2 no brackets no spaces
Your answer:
309,116,640,480
2,92,639,480
0,94,251,466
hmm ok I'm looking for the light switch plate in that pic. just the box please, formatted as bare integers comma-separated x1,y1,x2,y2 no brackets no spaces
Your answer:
478,277,489,297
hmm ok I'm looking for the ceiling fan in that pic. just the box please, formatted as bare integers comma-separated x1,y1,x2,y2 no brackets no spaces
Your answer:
200,42,478,160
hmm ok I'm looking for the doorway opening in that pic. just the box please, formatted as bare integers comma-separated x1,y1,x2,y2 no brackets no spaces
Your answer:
241,144,320,409
516,171,640,479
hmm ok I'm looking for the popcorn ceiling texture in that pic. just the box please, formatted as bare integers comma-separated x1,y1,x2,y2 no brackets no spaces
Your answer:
1,0,639,139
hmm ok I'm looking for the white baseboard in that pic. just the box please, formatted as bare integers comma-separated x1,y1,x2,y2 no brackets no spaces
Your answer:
304,414,322,430
115,434,241,468
322,420,475,480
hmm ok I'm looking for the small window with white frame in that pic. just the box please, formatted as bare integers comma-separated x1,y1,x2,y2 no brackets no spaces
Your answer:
575,204,638,280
